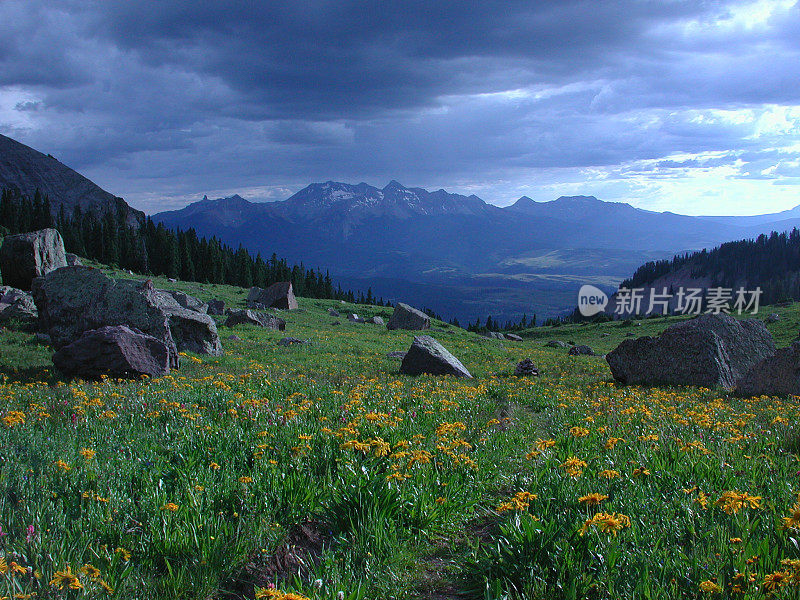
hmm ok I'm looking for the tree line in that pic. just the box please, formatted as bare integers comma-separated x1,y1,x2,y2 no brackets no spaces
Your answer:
0,188,391,305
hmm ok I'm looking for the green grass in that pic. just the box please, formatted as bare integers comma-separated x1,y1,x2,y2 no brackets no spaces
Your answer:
2,273,800,599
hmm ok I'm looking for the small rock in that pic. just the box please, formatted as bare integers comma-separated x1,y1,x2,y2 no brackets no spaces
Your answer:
514,358,539,376
277,337,305,347
545,340,568,348
227,335,242,341
369,316,385,325
569,345,595,356
386,350,407,359
34,333,51,345
506,333,523,341
766,313,780,324
347,313,365,323
331,321,341,326
328,308,340,317
224,309,286,330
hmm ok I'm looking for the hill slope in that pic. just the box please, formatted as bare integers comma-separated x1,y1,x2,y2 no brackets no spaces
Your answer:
603,229,800,316
0,134,144,225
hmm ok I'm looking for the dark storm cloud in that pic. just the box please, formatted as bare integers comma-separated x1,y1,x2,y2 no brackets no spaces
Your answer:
0,0,799,212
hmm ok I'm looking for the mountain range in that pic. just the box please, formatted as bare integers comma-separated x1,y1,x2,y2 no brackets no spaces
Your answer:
153,181,800,323
2,131,799,323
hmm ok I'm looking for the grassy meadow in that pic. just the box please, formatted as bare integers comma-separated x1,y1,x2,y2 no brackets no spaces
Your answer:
2,271,800,599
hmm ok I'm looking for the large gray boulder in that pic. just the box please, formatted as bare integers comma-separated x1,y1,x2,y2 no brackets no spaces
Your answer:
735,342,800,397
164,290,208,313
247,282,298,310
32,267,222,366
224,308,286,330
606,313,776,390
400,335,472,378
0,229,67,290
387,303,430,331
53,325,170,380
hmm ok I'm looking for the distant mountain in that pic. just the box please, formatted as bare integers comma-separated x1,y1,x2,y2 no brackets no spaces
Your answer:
154,181,800,322
0,134,144,225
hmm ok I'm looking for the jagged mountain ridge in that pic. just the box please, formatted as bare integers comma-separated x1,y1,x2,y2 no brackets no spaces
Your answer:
153,182,800,321
0,134,144,225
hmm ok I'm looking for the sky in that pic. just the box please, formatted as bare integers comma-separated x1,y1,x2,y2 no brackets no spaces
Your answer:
1,0,799,216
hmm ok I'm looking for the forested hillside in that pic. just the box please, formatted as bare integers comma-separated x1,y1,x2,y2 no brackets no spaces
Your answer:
0,188,384,304
620,229,800,306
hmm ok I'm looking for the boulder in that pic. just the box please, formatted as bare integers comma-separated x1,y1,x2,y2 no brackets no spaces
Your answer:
0,229,67,290
0,286,30,305
65,253,82,266
207,299,225,316
52,325,170,380
31,267,222,366
506,333,523,342
482,331,506,340
224,308,286,330
514,358,539,376
348,313,365,323
247,282,298,310
386,350,407,359
545,340,569,348
164,290,208,313
387,303,430,331
328,308,340,317
735,342,800,397
368,316,385,325
606,313,776,390
0,293,37,328
400,335,472,378
569,345,595,356
277,337,306,347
